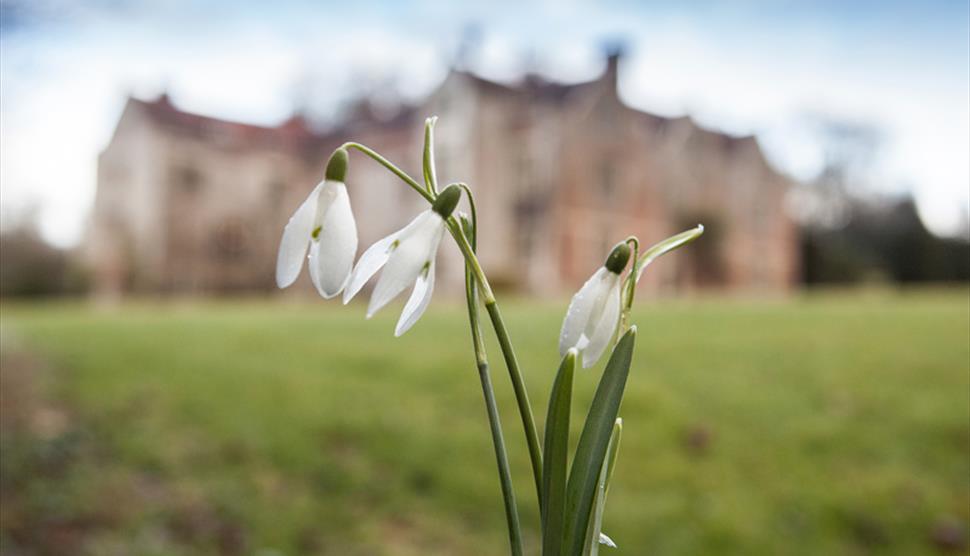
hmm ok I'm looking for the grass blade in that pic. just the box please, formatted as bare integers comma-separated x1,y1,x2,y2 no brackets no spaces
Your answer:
542,349,577,556
562,326,637,556
583,418,622,556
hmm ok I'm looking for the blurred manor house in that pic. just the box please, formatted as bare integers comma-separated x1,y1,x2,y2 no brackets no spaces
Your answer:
88,51,797,297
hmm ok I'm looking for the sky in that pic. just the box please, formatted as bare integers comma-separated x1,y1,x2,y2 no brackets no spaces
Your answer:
1,0,968,246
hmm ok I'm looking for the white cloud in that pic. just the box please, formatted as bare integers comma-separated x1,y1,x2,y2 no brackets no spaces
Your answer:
0,15,445,247
1,0,967,247
618,18,969,236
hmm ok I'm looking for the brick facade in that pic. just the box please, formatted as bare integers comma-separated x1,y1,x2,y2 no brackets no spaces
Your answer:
87,52,797,298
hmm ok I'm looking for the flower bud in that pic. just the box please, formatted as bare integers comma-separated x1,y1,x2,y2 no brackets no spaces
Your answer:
432,184,461,218
325,148,349,182
604,242,631,274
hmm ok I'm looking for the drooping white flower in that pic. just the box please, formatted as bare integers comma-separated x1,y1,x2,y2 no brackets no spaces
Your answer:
276,149,358,298
343,185,462,336
559,242,631,368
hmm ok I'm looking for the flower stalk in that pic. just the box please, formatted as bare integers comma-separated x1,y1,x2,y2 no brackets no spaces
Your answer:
450,208,543,505
341,139,542,504
619,236,639,333
341,141,434,203
277,119,704,555
461,214,523,556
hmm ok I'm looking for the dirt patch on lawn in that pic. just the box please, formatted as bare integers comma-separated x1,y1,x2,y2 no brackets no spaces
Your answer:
0,335,247,556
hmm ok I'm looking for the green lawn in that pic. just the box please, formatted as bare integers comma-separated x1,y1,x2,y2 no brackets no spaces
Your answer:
1,291,968,555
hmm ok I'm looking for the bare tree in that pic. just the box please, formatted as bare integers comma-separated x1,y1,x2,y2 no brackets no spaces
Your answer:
794,114,884,228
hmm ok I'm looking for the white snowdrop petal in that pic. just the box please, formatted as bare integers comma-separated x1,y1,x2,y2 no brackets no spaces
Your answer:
599,533,617,548
343,210,431,304
308,240,323,295
582,275,622,368
343,234,396,303
275,183,321,288
559,267,610,356
344,232,399,304
582,273,615,339
366,243,426,318
396,210,438,242
312,182,358,298
367,212,444,318
395,260,435,336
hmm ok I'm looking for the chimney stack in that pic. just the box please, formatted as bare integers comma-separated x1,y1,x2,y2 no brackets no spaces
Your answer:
602,40,626,93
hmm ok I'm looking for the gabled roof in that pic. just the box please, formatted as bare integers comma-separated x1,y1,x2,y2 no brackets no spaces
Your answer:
119,63,777,175
129,94,325,150
449,65,767,161
447,69,599,103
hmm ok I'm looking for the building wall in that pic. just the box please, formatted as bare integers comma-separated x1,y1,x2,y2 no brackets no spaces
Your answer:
158,133,308,293
91,101,329,296
89,60,798,298
89,103,166,296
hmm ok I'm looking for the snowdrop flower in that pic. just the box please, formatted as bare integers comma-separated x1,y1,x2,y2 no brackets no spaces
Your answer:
343,185,461,336
559,242,631,368
276,149,358,298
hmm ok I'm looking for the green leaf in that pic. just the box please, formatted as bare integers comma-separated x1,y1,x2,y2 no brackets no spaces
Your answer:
583,418,623,556
562,326,637,556
422,116,439,194
636,225,704,281
542,349,577,556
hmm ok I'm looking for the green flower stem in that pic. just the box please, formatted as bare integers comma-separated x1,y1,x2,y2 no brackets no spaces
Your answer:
456,184,478,233
476,353,525,556
341,142,434,203
619,236,640,333
446,219,544,506
483,299,544,507
345,142,544,509
446,219,495,302
422,117,439,195
620,226,704,333
464,229,523,556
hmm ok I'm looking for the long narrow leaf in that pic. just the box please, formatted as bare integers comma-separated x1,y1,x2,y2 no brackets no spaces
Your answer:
542,349,577,556
636,225,704,281
562,327,637,556
583,418,623,556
